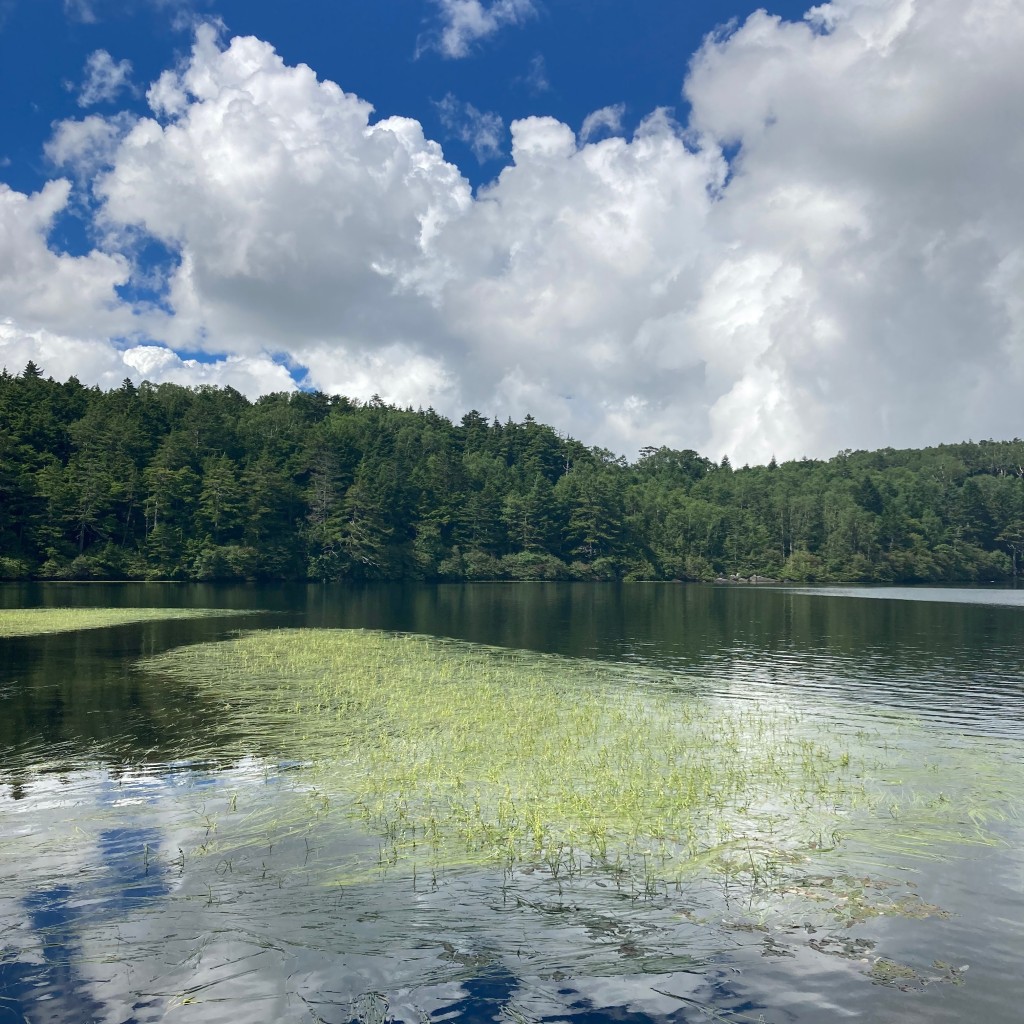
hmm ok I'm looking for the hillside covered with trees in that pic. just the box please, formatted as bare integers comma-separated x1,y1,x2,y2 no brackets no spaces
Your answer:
2,363,1023,584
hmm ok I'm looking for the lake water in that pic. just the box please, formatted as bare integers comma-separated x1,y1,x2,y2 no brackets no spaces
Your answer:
1,582,1022,1023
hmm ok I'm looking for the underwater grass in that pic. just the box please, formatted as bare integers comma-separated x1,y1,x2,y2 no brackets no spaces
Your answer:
138,629,1024,897
0,607,246,638
5,628,1021,1007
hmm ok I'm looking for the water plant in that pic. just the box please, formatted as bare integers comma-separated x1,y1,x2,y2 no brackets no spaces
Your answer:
138,628,1024,899
0,607,246,638
3,627,1021,1021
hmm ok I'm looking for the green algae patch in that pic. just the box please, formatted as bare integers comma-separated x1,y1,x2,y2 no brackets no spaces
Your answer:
0,606,245,638
139,629,1024,898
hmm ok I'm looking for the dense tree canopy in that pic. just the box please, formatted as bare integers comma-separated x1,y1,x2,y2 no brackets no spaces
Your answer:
1,365,1022,584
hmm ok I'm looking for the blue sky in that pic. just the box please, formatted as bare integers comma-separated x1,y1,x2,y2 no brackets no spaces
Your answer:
2,0,1023,462
2,0,807,195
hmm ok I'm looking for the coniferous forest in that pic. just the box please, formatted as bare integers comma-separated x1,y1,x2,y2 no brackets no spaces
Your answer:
2,361,1024,584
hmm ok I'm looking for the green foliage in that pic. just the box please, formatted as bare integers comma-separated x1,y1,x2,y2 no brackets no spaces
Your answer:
499,550,568,580
780,549,825,582
2,367,1024,583
0,556,30,580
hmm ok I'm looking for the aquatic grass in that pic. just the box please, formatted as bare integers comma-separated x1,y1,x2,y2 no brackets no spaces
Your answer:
138,629,1024,901
4,629,1020,1020
0,748,1012,1013
0,607,247,638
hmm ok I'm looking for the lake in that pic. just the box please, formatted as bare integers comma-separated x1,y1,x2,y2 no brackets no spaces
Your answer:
1,582,1022,1023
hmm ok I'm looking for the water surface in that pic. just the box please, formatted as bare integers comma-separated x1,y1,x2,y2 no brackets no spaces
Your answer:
1,582,1021,1023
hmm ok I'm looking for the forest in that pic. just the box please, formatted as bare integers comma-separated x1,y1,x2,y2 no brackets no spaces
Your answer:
2,361,1023,584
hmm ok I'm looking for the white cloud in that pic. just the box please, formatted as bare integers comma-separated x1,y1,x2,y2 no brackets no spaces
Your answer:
0,179,132,338
120,344,296,394
78,49,134,107
579,104,625,143
523,54,550,95
46,112,136,178
23,1,1024,462
301,342,455,410
430,114,724,448
147,68,190,119
63,0,96,24
84,26,472,364
0,163,291,399
678,0,1024,460
436,93,505,162
0,321,295,397
425,0,537,59
0,321,129,386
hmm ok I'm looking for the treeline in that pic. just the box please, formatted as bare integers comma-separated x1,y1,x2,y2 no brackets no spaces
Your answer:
2,362,1024,584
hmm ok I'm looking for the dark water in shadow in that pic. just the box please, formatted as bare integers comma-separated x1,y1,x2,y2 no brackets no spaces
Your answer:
1,582,1022,1023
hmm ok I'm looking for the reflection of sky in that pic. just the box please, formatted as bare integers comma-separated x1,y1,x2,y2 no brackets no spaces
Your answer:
0,759,767,1023
787,585,1024,608
0,766,210,1023
1,721,1022,1021
4,823,169,1023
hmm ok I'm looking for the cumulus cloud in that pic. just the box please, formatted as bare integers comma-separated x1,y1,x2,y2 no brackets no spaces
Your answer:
147,68,190,119
120,343,297,394
301,342,455,411
579,104,626,143
436,93,505,162
0,321,295,397
18,1,1024,463
0,179,132,337
1,321,129,386
425,0,537,59
430,113,725,448
679,0,1024,460
46,112,136,179
78,49,134,107
87,27,472,354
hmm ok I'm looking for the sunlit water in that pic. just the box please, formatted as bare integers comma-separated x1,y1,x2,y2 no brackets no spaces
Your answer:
1,582,1022,1023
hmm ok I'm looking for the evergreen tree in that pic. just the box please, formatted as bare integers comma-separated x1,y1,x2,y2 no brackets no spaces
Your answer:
1,367,1022,584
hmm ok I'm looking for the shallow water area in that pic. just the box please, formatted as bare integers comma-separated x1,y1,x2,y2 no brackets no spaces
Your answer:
3,758,1015,1024
1,582,1022,1023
